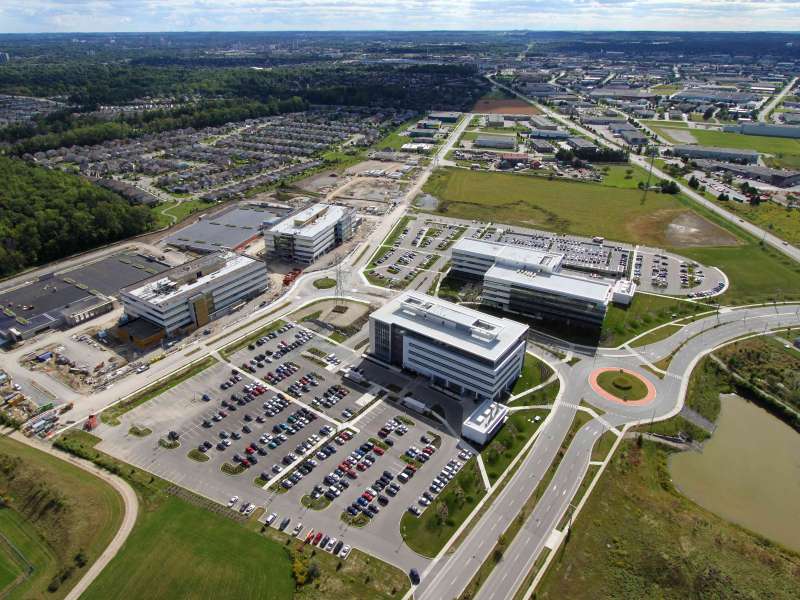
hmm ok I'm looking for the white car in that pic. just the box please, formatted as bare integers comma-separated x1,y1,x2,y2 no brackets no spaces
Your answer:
339,545,351,559
325,537,337,552
292,523,303,537
265,512,277,526
244,504,256,516
228,495,239,508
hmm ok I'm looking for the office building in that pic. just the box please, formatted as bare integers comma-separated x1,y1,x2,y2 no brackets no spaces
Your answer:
451,238,629,329
672,145,759,164
462,399,509,445
369,292,528,401
264,203,355,263
120,251,267,337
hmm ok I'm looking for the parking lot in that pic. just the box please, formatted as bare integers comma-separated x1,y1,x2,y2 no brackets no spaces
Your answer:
634,247,727,297
369,217,472,290
95,344,463,572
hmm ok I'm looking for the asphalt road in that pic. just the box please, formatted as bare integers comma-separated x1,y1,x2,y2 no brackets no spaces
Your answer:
758,76,797,122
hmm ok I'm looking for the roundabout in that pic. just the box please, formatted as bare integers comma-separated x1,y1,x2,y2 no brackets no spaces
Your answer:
589,367,656,405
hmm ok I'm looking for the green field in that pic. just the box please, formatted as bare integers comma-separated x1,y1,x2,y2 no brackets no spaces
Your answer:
82,496,293,600
601,293,705,348
703,198,800,247
400,458,485,557
0,436,124,599
151,198,215,228
511,353,554,395
688,128,800,156
422,168,691,246
597,164,654,189
376,118,421,151
482,409,549,483
536,441,800,600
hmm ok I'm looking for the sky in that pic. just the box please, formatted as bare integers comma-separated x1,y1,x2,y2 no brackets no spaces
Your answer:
1,1,800,34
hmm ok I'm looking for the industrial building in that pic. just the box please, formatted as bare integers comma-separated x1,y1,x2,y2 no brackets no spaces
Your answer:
695,159,800,188
672,145,759,164
462,399,509,445
164,204,288,254
451,238,634,329
474,133,517,149
119,251,267,340
263,203,355,264
369,292,528,401
723,123,800,139
429,111,461,123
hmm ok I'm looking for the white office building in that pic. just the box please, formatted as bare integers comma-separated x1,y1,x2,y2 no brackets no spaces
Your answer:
451,238,631,329
120,251,267,335
369,292,528,401
462,399,509,445
264,203,355,263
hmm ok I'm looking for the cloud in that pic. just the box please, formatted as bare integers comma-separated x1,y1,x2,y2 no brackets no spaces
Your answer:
1,0,799,33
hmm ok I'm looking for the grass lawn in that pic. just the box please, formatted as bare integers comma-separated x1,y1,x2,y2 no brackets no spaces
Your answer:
596,370,649,401
536,441,800,600
629,323,683,348
82,496,293,600
151,198,215,228
597,164,654,189
313,277,337,289
0,436,124,600
375,118,420,151
399,458,485,557
704,199,800,247
482,409,549,483
601,293,705,347
511,353,554,395
101,356,217,425
765,153,800,170
512,380,560,406
651,84,684,95
422,168,693,246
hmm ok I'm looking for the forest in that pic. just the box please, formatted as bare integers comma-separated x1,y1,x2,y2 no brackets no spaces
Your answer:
0,157,154,277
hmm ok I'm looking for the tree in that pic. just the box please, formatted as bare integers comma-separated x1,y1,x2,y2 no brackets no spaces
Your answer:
688,175,700,189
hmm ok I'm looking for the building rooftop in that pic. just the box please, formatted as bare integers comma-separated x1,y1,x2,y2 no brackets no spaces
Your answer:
463,398,509,436
165,205,284,253
268,203,347,239
674,144,759,157
485,264,612,304
372,291,528,361
123,251,259,306
453,238,564,274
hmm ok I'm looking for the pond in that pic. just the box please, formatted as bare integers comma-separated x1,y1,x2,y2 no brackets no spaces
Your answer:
670,394,800,552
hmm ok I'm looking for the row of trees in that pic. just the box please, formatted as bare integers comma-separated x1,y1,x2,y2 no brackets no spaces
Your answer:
0,156,154,277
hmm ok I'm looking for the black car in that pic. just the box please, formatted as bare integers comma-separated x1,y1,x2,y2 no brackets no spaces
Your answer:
410,569,420,585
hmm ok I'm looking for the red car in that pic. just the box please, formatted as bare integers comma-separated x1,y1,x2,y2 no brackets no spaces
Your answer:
356,462,367,472
304,529,315,544
346,469,357,479
374,447,385,456
246,447,255,455
313,532,324,545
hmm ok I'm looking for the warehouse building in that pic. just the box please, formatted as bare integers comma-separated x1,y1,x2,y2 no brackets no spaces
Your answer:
474,133,517,149
672,145,759,164
724,123,800,139
429,111,461,123
263,203,355,263
119,251,267,339
451,238,631,329
369,292,528,401
695,159,800,188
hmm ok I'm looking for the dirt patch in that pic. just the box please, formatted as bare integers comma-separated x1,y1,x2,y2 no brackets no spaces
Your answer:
290,299,372,328
295,169,343,193
628,209,739,248
471,98,541,115
665,211,740,247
